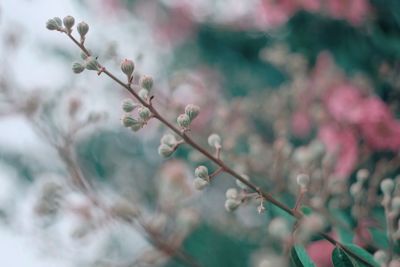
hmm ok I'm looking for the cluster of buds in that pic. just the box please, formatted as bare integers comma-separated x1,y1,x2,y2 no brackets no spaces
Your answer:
121,98,152,132
137,75,153,101
193,165,210,190
46,16,89,43
158,134,179,158
176,104,200,130
224,188,241,212
72,56,101,74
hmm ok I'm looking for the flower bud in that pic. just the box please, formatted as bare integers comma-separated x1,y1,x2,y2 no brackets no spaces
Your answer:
121,99,138,112
195,165,209,180
138,89,148,100
236,174,250,189
158,144,174,157
177,114,191,128
77,21,89,38
121,59,134,78
208,133,221,148
296,174,310,189
225,199,240,212
138,107,151,121
373,250,388,265
193,178,209,190
121,114,138,127
350,182,362,198
161,134,177,147
356,169,369,183
268,218,290,240
85,57,100,71
72,62,85,74
63,15,75,30
381,178,394,196
225,188,238,200
131,123,142,132
184,104,200,121
46,17,62,31
140,75,153,90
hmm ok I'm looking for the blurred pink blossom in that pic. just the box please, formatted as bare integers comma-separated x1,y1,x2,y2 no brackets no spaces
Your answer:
307,236,335,267
319,124,358,178
292,111,312,137
359,97,400,151
327,0,371,26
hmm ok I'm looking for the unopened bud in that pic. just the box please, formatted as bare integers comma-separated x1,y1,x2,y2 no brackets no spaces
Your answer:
161,134,177,147
381,179,394,196
356,169,369,183
63,15,75,30
72,62,85,74
138,107,151,121
46,17,62,31
138,89,149,100
121,99,138,112
121,114,138,127
296,174,310,189
177,114,191,128
225,199,240,212
121,59,135,78
158,144,174,157
208,133,221,148
140,75,153,90
185,104,200,121
268,217,290,240
85,57,100,71
131,122,143,132
195,166,209,180
110,201,139,223
193,178,209,190
225,188,238,200
77,21,89,38
373,250,388,265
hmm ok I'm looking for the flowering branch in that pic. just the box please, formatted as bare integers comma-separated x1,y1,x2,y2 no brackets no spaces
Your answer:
46,16,376,267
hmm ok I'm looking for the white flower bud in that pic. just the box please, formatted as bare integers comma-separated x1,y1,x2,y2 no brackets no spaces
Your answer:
225,198,241,212
46,17,62,31
381,179,394,196
77,21,89,38
236,174,250,189
350,182,362,198
195,166,209,180
140,75,153,90
185,104,200,121
85,57,100,71
161,134,177,147
63,15,75,30
177,114,191,128
72,62,85,74
138,107,151,121
121,99,138,112
373,250,388,265
121,114,138,127
138,89,148,100
296,174,310,189
225,188,238,200
356,169,369,183
158,144,174,157
208,133,221,148
193,177,209,190
121,59,134,78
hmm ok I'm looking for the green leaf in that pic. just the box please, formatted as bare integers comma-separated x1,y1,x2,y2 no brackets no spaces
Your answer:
332,247,356,267
301,206,313,216
369,228,389,249
343,244,379,267
291,245,316,267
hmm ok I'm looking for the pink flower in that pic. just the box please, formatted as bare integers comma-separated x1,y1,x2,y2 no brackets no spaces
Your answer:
325,84,365,124
359,97,400,151
319,124,358,178
327,0,371,26
307,236,335,267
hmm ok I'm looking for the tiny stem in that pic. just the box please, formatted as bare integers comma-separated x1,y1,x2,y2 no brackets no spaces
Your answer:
215,145,222,160
383,196,394,260
209,167,224,179
293,188,306,212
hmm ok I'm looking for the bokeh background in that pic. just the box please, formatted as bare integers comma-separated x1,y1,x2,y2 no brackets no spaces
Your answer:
1,1,400,267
